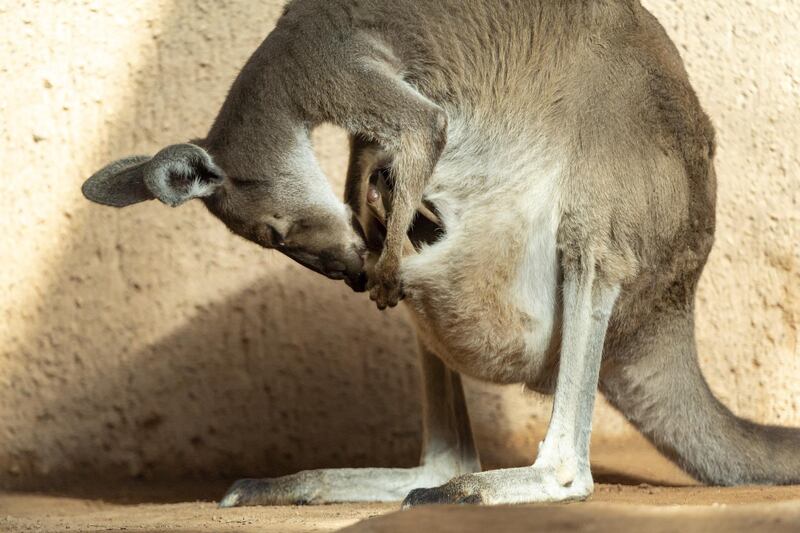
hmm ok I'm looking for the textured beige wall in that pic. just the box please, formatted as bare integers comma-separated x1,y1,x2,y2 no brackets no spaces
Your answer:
0,1,798,489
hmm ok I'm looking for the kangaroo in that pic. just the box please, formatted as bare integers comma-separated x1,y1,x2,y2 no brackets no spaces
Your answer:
82,0,800,507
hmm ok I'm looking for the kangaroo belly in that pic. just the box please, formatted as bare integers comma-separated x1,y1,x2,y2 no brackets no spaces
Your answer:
401,120,563,385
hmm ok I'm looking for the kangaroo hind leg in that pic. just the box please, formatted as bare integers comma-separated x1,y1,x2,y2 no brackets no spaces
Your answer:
404,255,620,506
219,341,479,507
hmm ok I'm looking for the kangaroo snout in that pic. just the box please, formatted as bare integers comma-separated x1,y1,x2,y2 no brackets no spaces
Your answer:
321,245,364,280
332,244,368,291
339,237,373,292
280,243,365,288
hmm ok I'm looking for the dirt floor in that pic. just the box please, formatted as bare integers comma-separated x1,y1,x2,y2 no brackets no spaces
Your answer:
2,436,799,533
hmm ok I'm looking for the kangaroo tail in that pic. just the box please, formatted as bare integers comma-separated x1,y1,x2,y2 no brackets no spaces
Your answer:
600,308,800,485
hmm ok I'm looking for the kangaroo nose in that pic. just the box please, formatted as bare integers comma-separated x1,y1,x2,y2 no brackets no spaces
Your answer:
320,246,364,284
345,270,368,292
331,245,366,291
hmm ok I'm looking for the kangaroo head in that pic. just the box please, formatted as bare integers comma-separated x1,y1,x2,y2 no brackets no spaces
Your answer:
82,139,367,290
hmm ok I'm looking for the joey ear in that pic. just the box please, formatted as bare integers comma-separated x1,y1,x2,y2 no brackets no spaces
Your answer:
143,143,225,207
82,155,154,208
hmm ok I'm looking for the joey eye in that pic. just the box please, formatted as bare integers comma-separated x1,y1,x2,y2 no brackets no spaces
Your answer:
267,225,285,247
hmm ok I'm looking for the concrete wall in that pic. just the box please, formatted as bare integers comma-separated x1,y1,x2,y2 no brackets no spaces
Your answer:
1,0,798,489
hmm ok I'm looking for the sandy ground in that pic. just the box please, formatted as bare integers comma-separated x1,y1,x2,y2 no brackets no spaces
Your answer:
2,436,799,533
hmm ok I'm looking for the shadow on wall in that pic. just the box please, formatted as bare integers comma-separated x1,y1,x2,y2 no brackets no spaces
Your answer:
25,279,423,495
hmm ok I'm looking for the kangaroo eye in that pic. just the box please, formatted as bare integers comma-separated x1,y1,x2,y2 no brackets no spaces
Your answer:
294,219,312,231
267,225,285,247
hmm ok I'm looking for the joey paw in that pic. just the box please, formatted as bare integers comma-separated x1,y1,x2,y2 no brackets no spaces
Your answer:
367,256,404,310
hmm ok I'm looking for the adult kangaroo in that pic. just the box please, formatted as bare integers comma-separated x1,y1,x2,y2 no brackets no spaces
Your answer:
82,0,800,506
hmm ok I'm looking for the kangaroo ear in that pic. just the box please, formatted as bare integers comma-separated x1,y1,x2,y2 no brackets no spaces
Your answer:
143,143,225,207
82,144,225,209
82,155,154,207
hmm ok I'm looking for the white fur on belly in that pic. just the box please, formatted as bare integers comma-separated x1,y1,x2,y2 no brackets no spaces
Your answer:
402,111,562,382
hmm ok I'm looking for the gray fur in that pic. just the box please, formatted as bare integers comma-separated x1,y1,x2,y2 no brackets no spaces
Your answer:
81,0,800,506
143,144,225,207
82,145,224,208
82,155,152,207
